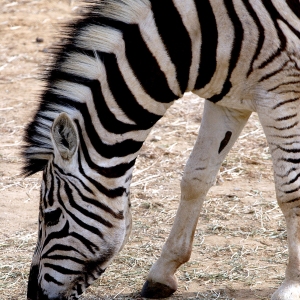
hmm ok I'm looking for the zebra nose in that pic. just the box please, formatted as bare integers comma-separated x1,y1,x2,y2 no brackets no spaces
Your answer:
27,264,39,300
37,288,68,300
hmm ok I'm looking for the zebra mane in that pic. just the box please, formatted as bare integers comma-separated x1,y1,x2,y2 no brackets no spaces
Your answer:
22,0,151,177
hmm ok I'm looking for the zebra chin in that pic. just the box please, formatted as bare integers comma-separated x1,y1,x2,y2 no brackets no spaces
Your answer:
27,262,106,300
27,277,88,300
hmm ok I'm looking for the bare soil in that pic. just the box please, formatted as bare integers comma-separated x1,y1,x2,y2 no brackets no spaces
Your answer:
0,1,287,299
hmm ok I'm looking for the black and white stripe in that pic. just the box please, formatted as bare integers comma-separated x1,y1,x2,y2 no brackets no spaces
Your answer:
24,1,300,299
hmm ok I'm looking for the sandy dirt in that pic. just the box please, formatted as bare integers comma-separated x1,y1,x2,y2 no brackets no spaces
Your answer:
0,1,288,299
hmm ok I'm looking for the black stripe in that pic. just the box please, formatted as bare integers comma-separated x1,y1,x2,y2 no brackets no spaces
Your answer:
286,0,300,19
42,220,99,255
60,177,114,228
42,91,144,158
258,0,287,69
272,97,300,109
43,221,70,251
271,134,300,139
44,208,62,227
44,263,81,275
44,273,64,286
44,254,85,265
218,131,232,154
242,0,265,77
150,0,192,93
56,179,105,238
76,150,126,199
275,113,298,121
102,52,162,127
121,23,178,103
76,284,83,296
283,186,300,194
42,167,48,209
282,142,300,146
268,121,299,131
274,145,300,153
47,164,55,207
209,0,244,103
76,123,136,178
43,244,87,258
70,231,99,254
276,167,297,178
76,17,178,102
286,197,300,203
194,0,218,90
258,60,290,83
283,172,300,186
282,158,300,164
50,70,140,133
65,177,124,220
27,265,39,300
52,162,94,194
268,81,300,93
54,60,162,130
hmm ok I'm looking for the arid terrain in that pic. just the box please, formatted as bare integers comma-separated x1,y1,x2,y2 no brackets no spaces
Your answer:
0,1,288,299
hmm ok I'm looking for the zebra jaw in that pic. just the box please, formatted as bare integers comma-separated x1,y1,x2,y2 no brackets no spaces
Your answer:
27,113,132,300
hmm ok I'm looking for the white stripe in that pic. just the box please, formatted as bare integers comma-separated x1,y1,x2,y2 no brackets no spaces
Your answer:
139,9,182,96
75,25,172,115
249,0,281,70
97,0,151,24
50,82,152,144
272,0,300,31
56,52,136,125
195,1,234,98
173,0,201,91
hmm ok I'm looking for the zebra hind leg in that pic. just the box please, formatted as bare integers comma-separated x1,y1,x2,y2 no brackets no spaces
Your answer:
141,101,251,298
257,103,300,300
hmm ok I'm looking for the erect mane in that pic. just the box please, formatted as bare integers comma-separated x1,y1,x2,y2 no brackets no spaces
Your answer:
22,0,151,176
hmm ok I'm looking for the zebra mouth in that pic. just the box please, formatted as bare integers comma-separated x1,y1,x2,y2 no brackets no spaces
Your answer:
27,264,68,300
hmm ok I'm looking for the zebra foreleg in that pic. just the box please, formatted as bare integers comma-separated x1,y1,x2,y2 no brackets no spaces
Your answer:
141,101,251,298
257,104,300,300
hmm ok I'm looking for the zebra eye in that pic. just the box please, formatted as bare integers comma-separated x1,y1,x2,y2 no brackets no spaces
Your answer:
44,208,62,227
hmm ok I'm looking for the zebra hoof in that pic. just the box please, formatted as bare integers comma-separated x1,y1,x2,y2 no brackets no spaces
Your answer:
141,280,176,299
271,280,300,300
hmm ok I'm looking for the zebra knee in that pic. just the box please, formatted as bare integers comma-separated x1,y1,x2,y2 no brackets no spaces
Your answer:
276,190,300,218
180,169,213,201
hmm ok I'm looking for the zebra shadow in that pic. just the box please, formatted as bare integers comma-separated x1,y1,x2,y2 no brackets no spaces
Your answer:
81,287,276,299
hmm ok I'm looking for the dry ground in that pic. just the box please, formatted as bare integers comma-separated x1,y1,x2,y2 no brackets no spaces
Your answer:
0,1,288,299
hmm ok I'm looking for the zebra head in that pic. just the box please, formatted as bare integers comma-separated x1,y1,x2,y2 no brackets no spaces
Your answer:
27,113,132,300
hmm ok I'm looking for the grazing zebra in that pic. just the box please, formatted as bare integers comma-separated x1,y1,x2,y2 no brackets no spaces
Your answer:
24,0,300,299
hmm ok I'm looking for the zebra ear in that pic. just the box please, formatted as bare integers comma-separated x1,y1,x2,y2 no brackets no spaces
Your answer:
51,113,79,160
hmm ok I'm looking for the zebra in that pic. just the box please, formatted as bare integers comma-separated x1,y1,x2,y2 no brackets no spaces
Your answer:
23,0,300,299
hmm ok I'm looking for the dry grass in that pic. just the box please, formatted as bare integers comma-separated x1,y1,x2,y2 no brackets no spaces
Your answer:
0,1,288,299
1,96,287,299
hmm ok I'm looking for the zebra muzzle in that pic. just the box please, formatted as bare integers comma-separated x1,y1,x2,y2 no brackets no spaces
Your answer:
27,264,68,300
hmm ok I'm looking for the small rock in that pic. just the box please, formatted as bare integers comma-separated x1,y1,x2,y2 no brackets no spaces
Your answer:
36,37,44,43
151,135,161,142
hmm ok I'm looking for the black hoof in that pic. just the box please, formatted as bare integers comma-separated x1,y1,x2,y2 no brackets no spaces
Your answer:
141,280,176,299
